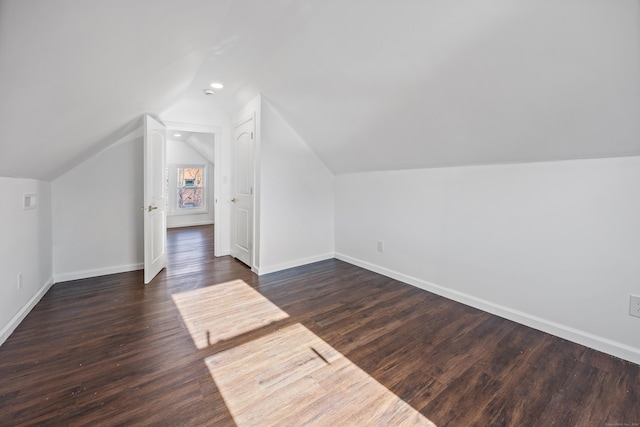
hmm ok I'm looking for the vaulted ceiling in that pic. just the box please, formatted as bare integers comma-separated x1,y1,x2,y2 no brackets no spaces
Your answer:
1,0,638,180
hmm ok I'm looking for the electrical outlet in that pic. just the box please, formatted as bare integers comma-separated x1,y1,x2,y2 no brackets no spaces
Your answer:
17,273,22,290
377,240,384,252
630,295,640,318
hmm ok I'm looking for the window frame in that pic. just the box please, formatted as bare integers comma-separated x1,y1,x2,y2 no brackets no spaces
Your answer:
167,163,208,215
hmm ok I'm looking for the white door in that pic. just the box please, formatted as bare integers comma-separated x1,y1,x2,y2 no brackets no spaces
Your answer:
143,114,167,284
230,115,254,267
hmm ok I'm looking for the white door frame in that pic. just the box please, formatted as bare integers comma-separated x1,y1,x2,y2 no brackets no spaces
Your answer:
163,121,224,257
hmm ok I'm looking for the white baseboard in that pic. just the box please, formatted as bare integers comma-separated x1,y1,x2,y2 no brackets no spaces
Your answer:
167,220,214,229
257,253,335,276
54,263,143,283
0,276,55,347
335,253,640,365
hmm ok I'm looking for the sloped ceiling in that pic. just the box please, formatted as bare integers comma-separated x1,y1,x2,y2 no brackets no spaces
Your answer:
169,131,215,164
0,0,233,180
1,0,639,180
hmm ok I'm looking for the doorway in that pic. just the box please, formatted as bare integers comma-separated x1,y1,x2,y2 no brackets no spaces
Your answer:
163,122,222,259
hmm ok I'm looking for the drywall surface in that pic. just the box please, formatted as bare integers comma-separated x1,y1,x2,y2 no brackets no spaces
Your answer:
166,139,214,228
0,177,53,345
235,1,640,174
257,99,334,274
335,156,640,363
52,137,143,282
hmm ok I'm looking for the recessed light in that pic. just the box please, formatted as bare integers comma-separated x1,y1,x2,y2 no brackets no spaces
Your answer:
210,82,224,89
174,133,182,137
203,89,215,95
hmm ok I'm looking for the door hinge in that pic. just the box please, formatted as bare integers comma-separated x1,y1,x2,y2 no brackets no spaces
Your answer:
251,132,254,140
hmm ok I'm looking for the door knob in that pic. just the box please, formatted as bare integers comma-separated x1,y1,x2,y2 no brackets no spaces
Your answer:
231,198,237,203
148,205,158,212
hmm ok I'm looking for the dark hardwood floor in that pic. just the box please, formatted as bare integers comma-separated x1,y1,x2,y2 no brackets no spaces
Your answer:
0,225,638,426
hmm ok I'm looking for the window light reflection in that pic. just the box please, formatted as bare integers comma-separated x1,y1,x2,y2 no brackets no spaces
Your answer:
206,323,436,426
172,280,436,425
171,279,289,349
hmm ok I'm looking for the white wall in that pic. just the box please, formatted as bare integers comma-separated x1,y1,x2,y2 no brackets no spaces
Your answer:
335,156,640,364
0,177,53,345
50,96,232,281
256,98,334,274
166,139,215,228
53,136,144,281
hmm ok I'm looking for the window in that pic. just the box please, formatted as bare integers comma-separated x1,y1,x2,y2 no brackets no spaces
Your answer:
177,166,205,210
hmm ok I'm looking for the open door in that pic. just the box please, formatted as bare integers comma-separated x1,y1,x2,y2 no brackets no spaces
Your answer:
230,115,255,267
143,114,167,284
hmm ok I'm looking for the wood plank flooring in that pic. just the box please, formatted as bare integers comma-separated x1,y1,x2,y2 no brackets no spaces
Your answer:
0,225,639,426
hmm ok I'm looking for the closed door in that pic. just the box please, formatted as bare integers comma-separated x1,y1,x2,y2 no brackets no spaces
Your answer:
230,115,255,267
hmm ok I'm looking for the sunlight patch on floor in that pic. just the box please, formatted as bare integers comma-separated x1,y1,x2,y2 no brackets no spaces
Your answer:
206,323,435,426
171,279,289,349
173,280,436,425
